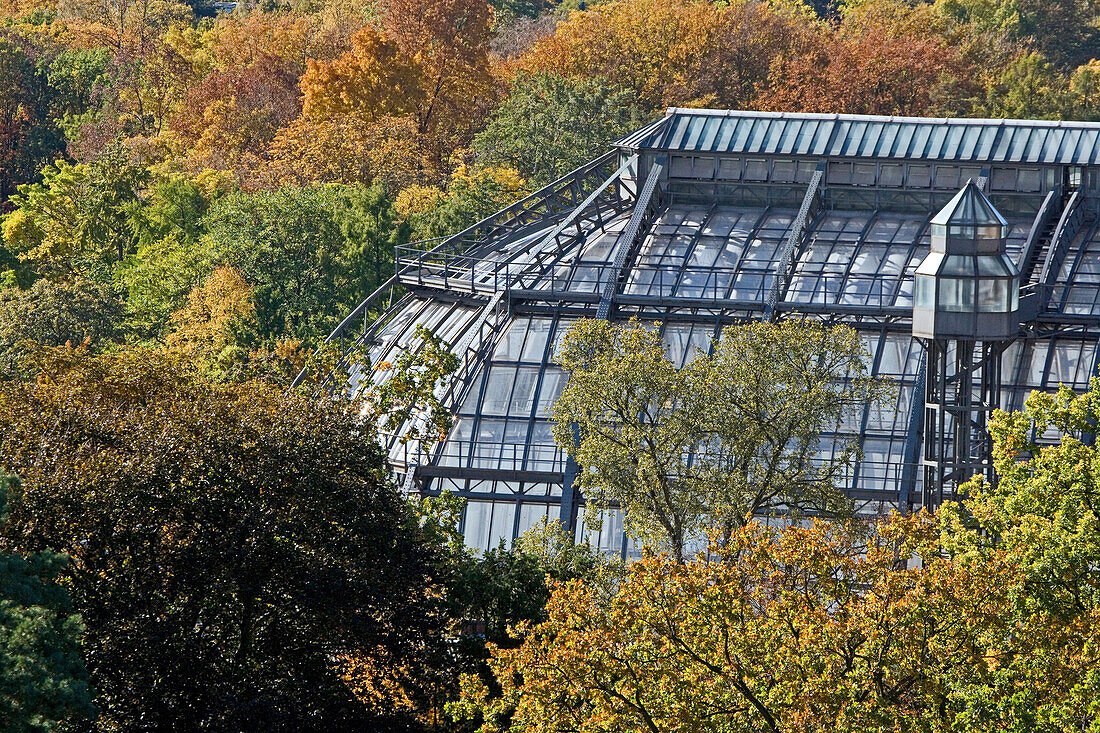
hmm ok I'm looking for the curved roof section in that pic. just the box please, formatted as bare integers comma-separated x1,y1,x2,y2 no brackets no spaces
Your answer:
617,109,1100,165
930,180,1008,227
320,108,1100,553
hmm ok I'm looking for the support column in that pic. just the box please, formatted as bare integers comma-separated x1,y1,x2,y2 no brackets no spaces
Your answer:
921,338,1005,508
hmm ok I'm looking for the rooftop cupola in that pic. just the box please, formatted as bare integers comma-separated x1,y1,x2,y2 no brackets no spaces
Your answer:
913,180,1021,340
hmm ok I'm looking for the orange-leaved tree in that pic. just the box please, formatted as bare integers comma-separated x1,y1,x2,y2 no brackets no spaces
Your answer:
296,0,494,178
456,515,1026,732
515,0,817,112
760,0,980,116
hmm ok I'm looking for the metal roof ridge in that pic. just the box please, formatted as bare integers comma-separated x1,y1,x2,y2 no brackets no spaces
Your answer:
658,108,1100,129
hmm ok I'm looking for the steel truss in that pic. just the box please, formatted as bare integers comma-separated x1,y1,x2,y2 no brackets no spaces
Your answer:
311,143,1100,534
921,339,1008,508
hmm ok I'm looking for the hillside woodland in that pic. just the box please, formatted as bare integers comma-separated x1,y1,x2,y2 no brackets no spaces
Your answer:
3,0,1100,730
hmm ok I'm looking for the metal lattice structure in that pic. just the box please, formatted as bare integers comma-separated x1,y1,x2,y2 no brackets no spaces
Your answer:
310,109,1100,555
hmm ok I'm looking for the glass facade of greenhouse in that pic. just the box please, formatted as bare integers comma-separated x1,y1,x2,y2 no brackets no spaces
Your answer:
314,110,1100,554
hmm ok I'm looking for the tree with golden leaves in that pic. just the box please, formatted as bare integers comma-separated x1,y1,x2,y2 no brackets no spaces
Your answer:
164,264,254,364
516,0,816,112
296,0,494,177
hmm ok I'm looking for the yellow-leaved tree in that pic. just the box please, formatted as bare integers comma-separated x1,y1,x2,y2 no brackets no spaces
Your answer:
165,265,254,366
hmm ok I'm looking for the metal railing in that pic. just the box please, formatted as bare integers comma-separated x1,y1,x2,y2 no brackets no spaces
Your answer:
418,151,625,261
765,168,824,320
289,275,405,389
1018,189,1061,284
396,157,638,296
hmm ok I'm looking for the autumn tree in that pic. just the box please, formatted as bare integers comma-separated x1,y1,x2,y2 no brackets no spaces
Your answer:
56,0,194,146
473,73,642,187
456,514,1026,733
552,319,885,562
517,0,814,112
59,0,190,60
380,0,494,142
164,53,302,183
299,27,423,124
297,0,494,175
266,112,436,190
0,346,453,730
760,0,979,117
0,36,53,207
164,265,254,365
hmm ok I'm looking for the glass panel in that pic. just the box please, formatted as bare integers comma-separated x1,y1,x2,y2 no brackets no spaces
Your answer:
495,318,530,360
517,503,553,537
488,501,517,550
535,369,567,417
938,278,975,311
915,275,935,308
510,367,540,416
463,501,492,551
481,367,516,416
978,279,1009,312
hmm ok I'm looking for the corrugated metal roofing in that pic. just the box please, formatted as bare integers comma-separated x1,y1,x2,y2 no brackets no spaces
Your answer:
615,109,1100,165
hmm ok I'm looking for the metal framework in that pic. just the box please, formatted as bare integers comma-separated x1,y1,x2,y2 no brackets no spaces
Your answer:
920,339,1006,508
313,110,1100,554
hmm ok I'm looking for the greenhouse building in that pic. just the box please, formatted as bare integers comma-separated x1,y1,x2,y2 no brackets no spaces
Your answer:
305,110,1100,554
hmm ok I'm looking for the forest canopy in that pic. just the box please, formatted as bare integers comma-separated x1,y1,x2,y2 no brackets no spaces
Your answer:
4,0,1100,359
3,0,1100,730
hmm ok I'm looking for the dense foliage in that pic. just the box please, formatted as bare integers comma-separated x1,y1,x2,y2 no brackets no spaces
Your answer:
4,0,1100,355
0,347,451,730
3,0,1100,729
459,376,1100,733
553,318,888,561
0,473,93,732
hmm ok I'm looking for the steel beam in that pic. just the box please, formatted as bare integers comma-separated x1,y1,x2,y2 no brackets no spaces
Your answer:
764,166,825,321
596,161,666,320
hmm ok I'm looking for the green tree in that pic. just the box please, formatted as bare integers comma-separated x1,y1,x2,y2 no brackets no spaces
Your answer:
202,184,399,345
0,346,452,731
936,376,1100,727
45,47,111,145
552,319,887,562
0,35,102,208
472,73,642,187
403,164,528,241
0,473,95,732
338,183,406,294
2,145,148,281
984,51,1074,120
935,0,1100,69
115,175,217,336
0,278,123,377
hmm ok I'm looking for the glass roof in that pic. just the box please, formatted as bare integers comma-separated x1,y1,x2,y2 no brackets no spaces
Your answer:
362,189,1100,550
340,108,1100,553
